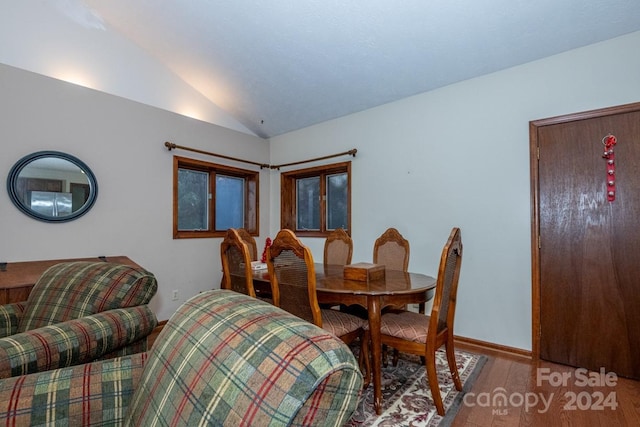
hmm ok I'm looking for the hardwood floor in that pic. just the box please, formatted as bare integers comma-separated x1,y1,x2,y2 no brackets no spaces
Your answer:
452,343,640,426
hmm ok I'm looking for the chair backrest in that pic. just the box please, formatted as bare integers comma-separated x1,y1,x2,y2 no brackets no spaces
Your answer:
237,228,258,261
266,229,322,327
126,290,362,426
19,261,157,332
324,228,353,266
373,227,410,271
428,227,463,339
220,228,256,298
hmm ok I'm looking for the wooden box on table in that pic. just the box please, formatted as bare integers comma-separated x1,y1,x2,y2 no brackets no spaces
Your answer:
343,262,385,282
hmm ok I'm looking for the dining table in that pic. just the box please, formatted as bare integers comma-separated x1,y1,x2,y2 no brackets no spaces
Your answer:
252,263,436,415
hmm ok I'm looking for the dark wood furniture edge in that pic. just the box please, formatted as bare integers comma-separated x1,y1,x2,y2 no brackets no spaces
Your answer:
0,256,142,288
0,256,143,304
147,319,168,349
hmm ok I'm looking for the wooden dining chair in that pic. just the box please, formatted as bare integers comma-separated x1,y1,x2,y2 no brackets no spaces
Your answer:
237,228,258,261
368,227,463,416
373,227,410,271
323,228,353,266
220,228,267,301
266,229,369,377
374,227,418,336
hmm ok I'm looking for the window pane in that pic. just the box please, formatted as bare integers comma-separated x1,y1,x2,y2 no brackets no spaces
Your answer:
297,176,320,230
327,172,348,230
178,168,209,230
216,174,244,230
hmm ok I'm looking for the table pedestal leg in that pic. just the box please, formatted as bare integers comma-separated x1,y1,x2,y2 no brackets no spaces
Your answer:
367,296,382,415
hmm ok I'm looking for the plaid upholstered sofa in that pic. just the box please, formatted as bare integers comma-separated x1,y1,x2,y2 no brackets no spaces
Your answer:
0,289,363,426
0,261,158,378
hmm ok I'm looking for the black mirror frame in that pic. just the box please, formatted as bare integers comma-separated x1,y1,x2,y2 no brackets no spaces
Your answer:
6,151,98,223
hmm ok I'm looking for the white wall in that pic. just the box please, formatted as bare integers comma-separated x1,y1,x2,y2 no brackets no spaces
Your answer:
0,64,270,321
0,1,255,137
2,26,639,350
269,31,640,351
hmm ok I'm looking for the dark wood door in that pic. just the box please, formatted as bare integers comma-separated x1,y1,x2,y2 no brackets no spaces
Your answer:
532,103,640,379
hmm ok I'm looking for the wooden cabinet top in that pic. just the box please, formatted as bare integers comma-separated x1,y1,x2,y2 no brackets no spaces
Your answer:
0,256,142,289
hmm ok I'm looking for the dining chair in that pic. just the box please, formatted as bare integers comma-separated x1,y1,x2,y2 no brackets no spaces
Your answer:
368,227,463,416
237,228,258,261
373,227,420,362
220,228,264,300
373,227,410,272
323,228,353,266
266,229,369,377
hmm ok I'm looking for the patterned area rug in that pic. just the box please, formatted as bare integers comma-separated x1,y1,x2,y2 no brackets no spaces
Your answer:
345,348,486,427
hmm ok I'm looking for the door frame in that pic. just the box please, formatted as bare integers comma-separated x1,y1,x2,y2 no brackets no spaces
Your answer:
529,101,640,359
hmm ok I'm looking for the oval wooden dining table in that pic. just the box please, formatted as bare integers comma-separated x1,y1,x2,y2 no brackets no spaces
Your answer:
252,263,436,415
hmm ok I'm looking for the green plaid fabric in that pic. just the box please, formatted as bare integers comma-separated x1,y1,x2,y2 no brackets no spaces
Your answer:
101,337,149,360
126,290,363,426
0,352,147,426
0,303,25,338
19,262,157,332
0,306,157,378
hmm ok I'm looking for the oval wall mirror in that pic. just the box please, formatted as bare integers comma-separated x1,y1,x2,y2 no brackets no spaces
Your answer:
6,151,98,222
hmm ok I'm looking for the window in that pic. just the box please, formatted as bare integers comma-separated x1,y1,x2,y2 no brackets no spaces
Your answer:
281,161,350,237
173,156,258,238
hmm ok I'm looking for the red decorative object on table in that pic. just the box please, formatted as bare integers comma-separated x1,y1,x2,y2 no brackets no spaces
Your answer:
261,237,272,263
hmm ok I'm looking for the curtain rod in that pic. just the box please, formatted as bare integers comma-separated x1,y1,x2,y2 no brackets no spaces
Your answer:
164,141,357,170
269,149,357,170
164,141,270,168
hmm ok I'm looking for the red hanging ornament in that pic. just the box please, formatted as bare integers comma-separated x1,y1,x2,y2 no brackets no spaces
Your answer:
261,237,272,263
601,134,617,202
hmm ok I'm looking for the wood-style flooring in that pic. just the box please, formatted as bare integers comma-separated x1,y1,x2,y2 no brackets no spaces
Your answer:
452,343,640,426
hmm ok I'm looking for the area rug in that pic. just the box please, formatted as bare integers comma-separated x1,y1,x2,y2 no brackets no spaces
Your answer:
345,348,486,427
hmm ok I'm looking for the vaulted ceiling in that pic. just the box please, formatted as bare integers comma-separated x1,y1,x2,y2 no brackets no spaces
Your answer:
4,1,640,138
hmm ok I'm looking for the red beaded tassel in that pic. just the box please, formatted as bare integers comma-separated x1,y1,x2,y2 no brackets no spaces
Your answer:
602,134,617,202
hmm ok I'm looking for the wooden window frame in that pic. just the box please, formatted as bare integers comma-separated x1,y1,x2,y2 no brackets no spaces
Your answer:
280,161,351,237
173,156,259,239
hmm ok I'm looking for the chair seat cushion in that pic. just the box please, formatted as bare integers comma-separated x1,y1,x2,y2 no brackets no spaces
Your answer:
321,308,366,337
379,310,430,343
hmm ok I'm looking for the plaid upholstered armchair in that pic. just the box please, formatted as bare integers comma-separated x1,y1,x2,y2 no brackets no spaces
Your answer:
0,261,158,378
0,290,363,426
